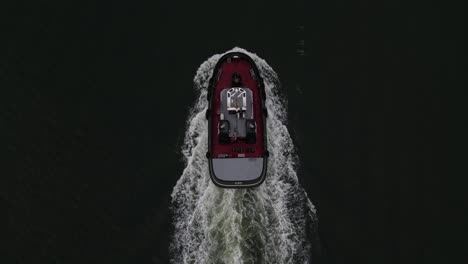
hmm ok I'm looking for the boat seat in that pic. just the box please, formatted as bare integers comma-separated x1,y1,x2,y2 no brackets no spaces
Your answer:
245,119,256,144
218,120,230,144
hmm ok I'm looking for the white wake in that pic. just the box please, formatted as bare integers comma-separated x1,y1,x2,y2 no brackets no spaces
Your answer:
170,47,318,264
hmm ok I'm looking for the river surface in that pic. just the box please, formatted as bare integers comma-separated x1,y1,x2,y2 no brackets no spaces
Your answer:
1,1,451,263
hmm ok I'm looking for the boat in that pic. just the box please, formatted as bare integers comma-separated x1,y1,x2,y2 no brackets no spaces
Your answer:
205,51,269,188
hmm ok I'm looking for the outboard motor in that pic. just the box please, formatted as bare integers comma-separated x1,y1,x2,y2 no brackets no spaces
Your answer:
218,120,230,144
245,119,256,144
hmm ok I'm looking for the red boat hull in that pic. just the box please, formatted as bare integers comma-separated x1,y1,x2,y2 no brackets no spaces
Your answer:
206,52,268,188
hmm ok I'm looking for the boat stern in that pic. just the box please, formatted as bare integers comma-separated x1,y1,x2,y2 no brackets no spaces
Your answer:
209,157,267,188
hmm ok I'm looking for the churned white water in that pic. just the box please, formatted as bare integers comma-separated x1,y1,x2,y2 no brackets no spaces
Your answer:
170,47,317,264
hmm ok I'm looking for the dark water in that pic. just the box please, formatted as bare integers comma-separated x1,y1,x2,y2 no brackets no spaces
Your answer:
1,0,458,263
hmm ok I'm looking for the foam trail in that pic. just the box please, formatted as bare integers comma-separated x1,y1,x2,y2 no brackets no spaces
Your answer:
171,47,317,264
